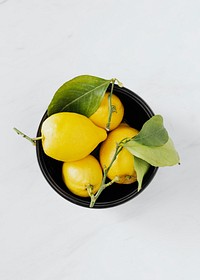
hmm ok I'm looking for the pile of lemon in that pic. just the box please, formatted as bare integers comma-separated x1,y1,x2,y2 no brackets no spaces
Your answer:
41,92,139,198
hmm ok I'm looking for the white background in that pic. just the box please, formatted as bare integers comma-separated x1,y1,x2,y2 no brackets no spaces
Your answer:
1,0,200,279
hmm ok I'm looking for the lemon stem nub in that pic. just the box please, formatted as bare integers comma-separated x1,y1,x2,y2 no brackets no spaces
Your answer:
86,184,95,198
13,127,43,146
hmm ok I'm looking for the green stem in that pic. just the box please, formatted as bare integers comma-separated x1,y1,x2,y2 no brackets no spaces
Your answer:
89,136,134,207
106,78,123,131
13,127,43,145
89,176,119,208
115,79,123,88
89,142,124,208
106,79,115,131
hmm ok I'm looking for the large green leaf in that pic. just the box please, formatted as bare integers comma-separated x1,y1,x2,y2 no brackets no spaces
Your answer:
133,115,169,146
134,157,150,191
124,138,180,167
47,75,111,117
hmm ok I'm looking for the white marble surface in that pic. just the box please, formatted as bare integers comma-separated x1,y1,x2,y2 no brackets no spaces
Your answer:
1,0,200,279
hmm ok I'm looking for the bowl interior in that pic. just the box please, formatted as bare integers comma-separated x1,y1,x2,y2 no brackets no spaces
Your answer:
36,85,158,208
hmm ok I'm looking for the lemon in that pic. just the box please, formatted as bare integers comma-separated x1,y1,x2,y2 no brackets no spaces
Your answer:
100,123,139,184
41,112,107,162
62,155,102,197
89,93,124,131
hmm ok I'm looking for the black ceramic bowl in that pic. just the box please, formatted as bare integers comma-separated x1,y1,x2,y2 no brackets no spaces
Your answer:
36,85,158,208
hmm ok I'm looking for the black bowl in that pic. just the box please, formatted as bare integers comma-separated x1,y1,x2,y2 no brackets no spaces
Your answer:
36,85,158,208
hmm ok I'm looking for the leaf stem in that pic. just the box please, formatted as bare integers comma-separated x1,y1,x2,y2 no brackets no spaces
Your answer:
115,78,123,88
13,127,43,145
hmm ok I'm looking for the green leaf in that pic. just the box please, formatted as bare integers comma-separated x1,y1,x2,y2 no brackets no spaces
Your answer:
124,138,180,167
47,75,111,117
133,115,169,146
134,157,150,191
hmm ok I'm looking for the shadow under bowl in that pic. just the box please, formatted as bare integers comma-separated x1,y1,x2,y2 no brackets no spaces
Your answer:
36,85,158,208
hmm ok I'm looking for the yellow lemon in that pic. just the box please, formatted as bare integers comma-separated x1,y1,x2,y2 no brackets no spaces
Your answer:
89,93,124,131
100,123,139,184
62,155,102,197
41,112,107,162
